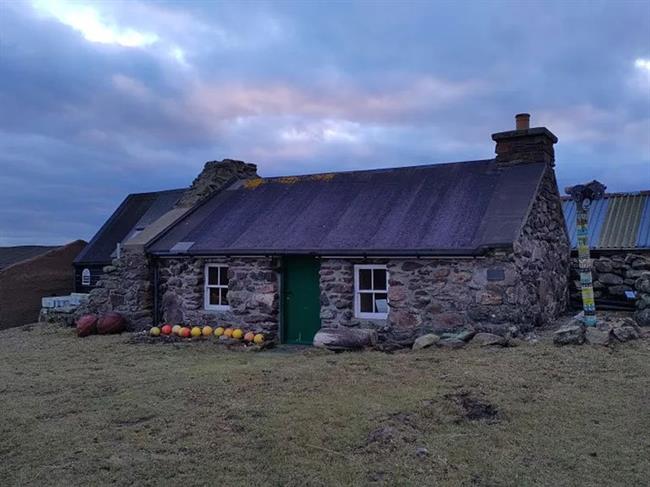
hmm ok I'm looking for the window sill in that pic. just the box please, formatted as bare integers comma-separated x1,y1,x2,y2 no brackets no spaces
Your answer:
355,313,388,320
204,306,231,312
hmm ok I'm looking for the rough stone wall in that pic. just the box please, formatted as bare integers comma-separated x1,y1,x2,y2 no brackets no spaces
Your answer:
157,257,279,338
320,254,537,340
569,252,650,307
174,159,258,208
386,256,525,338
634,271,650,326
0,240,86,329
83,248,154,330
511,166,571,325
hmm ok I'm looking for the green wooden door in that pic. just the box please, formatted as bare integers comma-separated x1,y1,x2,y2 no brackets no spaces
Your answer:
283,256,321,344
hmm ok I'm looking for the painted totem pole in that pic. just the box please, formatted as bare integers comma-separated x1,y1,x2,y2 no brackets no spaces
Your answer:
565,180,606,327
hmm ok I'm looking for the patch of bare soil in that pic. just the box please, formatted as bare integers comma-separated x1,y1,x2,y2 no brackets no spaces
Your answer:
446,391,500,423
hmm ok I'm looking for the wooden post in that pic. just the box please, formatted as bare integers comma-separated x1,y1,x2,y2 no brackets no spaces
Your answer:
565,181,606,327
576,201,597,326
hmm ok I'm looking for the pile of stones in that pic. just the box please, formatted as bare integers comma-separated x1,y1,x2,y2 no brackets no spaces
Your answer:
553,315,644,346
410,327,519,351
634,272,650,327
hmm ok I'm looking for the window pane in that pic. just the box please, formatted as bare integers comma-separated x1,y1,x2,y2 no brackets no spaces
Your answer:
209,288,220,305
220,288,228,306
360,293,373,312
358,269,372,290
373,269,387,290
220,266,229,286
374,293,388,313
208,267,219,285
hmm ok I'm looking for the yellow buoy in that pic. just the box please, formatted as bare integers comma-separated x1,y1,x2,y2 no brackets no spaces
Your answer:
150,327,161,336
190,326,202,338
232,329,243,340
253,333,264,344
202,326,213,336
172,325,181,335
214,327,225,337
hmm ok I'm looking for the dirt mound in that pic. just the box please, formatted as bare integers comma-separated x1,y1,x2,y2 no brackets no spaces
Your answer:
447,392,500,422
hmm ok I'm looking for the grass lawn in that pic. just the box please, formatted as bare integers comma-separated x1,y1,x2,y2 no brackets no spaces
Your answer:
1,323,648,486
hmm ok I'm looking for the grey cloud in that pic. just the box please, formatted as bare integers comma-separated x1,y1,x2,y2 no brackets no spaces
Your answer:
0,0,648,245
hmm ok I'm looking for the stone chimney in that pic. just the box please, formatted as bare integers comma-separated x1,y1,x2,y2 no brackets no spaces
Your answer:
491,113,558,167
175,159,258,208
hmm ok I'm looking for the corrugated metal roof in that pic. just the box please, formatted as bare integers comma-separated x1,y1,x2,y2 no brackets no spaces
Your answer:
148,160,547,256
562,198,609,248
598,194,644,248
637,196,650,248
562,191,650,250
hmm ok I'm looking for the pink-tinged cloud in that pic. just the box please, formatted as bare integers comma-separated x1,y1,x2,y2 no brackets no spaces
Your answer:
181,76,488,127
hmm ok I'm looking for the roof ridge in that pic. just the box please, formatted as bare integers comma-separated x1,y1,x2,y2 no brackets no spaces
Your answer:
561,190,650,200
128,188,186,197
256,159,495,181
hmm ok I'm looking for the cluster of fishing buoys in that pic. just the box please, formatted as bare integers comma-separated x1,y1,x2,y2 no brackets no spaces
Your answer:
149,324,265,344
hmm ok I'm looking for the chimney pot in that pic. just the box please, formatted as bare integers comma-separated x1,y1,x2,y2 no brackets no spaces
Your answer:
515,113,530,130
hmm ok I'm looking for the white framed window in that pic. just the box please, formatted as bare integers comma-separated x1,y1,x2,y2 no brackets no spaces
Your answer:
204,264,230,310
354,264,389,319
81,268,91,286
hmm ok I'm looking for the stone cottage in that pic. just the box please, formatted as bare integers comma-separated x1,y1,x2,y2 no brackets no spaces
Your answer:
84,114,571,344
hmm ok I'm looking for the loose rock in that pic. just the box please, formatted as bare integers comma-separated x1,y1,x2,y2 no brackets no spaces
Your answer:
611,326,639,342
471,332,507,347
585,327,610,346
415,447,430,458
634,308,650,327
412,333,440,351
553,324,585,345
436,338,466,349
440,329,476,342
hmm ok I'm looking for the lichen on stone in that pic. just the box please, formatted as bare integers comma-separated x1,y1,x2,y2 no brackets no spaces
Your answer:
243,178,265,190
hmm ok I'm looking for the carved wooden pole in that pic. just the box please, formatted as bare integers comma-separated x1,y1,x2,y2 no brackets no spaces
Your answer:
565,181,606,327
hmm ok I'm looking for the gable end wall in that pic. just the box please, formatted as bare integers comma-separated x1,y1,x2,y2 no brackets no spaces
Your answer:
511,166,570,325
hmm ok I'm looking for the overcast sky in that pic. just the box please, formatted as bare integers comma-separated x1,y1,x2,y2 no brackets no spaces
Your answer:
1,0,649,246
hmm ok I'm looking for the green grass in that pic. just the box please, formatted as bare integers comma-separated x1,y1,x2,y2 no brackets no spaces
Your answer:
1,323,648,486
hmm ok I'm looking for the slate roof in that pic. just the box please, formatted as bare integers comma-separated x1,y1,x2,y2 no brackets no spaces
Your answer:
0,246,58,271
148,160,547,256
74,189,184,265
562,191,650,250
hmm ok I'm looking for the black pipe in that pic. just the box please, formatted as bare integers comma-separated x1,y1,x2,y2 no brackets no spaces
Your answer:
153,259,159,325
